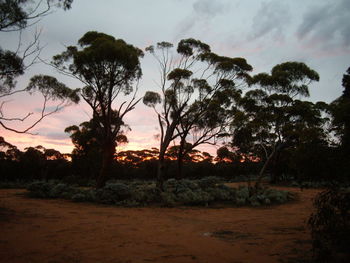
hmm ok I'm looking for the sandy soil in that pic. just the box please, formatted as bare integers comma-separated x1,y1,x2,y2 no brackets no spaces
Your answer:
0,186,319,263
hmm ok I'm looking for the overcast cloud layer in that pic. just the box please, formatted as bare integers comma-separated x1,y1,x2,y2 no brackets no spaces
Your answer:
1,0,349,154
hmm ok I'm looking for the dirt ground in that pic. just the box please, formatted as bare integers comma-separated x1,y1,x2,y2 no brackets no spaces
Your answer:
0,186,319,263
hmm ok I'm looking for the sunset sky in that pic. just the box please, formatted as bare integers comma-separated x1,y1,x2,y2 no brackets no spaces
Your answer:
1,0,350,155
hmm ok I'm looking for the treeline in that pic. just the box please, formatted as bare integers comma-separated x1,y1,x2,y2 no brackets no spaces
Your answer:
0,127,348,185
0,138,260,184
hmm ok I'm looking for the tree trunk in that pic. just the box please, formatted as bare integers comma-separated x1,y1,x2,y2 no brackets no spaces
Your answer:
176,154,184,180
255,149,275,190
156,153,166,191
176,139,186,180
270,151,282,184
96,142,115,189
255,142,286,189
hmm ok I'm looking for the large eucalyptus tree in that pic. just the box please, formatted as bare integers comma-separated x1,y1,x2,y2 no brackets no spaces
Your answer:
143,39,252,189
53,31,143,187
230,62,322,186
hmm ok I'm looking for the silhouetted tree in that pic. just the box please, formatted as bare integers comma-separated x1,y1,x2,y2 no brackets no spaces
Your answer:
53,31,143,188
65,116,128,181
144,39,252,189
331,67,350,151
230,62,321,187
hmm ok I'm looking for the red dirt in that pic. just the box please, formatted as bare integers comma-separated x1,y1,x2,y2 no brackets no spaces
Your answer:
0,187,319,263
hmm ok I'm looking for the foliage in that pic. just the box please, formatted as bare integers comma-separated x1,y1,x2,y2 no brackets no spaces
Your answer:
27,181,74,198
230,62,323,185
27,181,56,198
308,188,350,262
331,67,350,150
95,183,132,204
26,179,295,207
53,31,143,188
0,0,72,32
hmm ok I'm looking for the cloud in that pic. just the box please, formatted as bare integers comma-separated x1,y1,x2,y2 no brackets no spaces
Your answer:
175,0,231,38
248,0,291,41
297,0,350,50
192,0,227,17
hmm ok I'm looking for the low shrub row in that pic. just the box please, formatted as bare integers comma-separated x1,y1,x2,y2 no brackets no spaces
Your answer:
26,177,296,207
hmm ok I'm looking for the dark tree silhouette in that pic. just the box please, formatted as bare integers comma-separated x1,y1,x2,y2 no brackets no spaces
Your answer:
230,62,321,187
53,31,143,188
144,39,252,190
331,67,350,151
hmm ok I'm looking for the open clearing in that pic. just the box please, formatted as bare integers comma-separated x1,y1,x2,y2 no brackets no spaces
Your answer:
0,186,319,263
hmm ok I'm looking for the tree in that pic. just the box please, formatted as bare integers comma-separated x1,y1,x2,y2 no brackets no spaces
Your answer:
65,117,128,180
230,62,321,187
53,31,143,188
331,67,350,151
144,39,252,189
0,0,76,133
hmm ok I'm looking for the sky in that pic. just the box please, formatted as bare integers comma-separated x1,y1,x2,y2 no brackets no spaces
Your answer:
1,0,350,155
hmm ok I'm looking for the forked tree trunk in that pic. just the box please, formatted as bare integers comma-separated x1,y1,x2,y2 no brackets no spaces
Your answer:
96,142,115,189
156,120,179,191
255,142,285,190
255,149,275,190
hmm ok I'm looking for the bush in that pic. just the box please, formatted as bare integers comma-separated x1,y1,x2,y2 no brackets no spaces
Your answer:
176,189,213,206
27,181,53,198
197,176,221,188
26,179,295,208
71,189,96,202
49,183,75,198
308,188,350,262
95,183,132,204
206,185,236,202
264,188,288,204
236,186,250,201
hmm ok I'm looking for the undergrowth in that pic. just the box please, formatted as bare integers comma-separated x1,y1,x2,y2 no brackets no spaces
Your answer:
26,177,296,207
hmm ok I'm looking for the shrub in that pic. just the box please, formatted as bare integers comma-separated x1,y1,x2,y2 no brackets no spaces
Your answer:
27,181,53,198
197,176,221,188
308,188,350,262
71,189,96,202
206,185,235,202
49,183,75,198
95,183,132,204
176,189,213,206
131,184,159,205
236,186,250,201
26,179,295,208
160,192,177,207
264,188,288,204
